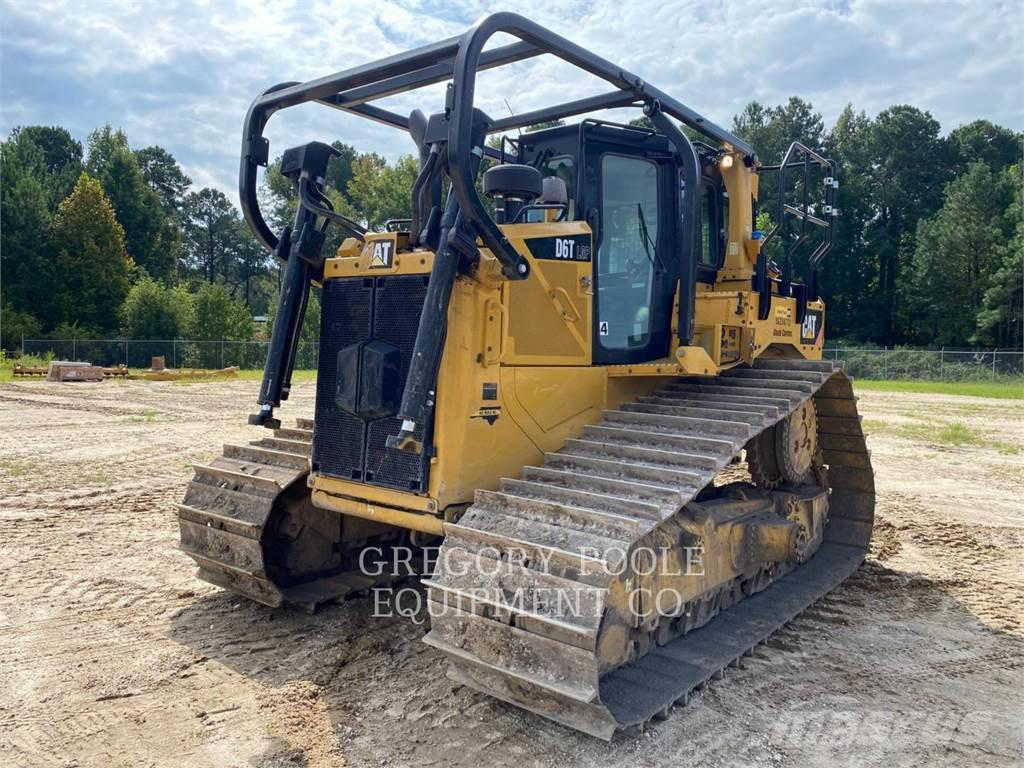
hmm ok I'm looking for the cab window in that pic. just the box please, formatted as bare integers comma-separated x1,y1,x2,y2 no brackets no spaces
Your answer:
526,154,576,222
597,154,659,351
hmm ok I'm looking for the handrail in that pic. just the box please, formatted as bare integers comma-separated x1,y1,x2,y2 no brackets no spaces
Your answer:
756,142,837,318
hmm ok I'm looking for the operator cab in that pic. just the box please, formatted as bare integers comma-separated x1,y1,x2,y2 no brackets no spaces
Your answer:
516,120,724,365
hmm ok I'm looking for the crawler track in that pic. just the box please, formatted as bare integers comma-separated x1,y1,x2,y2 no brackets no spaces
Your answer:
178,418,386,612
424,359,874,738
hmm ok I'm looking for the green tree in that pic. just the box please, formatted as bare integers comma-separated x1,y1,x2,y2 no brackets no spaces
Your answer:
822,105,877,341
866,105,952,342
733,97,825,162
910,162,1015,346
84,125,128,176
231,219,271,308
135,145,192,214
1,308,42,352
948,120,1022,174
10,126,83,206
346,154,419,229
976,168,1023,348
51,173,134,333
181,187,237,283
0,126,85,334
324,141,359,200
87,126,178,280
192,282,254,341
120,276,195,338
0,141,54,328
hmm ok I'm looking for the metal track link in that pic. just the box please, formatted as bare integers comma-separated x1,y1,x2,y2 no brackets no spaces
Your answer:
177,418,387,612
424,360,874,739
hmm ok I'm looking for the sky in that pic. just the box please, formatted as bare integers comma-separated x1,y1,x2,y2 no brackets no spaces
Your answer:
1,0,1021,198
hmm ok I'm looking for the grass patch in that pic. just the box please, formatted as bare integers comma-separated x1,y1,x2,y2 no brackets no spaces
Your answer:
898,420,982,447
854,379,1024,400
128,408,160,423
0,352,54,382
234,369,317,382
0,458,41,477
862,418,890,434
884,419,1021,454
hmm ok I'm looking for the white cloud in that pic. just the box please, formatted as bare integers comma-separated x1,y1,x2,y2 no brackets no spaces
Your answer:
1,0,1020,200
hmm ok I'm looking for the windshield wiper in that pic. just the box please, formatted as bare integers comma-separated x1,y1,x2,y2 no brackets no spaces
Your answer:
637,203,665,273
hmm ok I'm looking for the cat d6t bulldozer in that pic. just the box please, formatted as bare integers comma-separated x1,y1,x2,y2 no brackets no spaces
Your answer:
177,13,874,739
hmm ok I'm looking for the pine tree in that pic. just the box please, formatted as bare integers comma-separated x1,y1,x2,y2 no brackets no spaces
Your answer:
51,173,135,333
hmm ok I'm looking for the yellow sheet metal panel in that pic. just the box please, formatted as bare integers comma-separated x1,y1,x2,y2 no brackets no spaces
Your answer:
499,221,593,366
311,474,437,513
604,345,717,377
311,490,444,535
505,366,605,437
323,233,433,279
428,277,547,508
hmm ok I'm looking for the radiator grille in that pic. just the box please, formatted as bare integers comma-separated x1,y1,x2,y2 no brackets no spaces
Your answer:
312,274,431,493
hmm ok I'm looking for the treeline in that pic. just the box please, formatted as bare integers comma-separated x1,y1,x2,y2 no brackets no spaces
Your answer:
0,125,274,349
727,100,1022,348
0,124,418,351
2,99,1021,354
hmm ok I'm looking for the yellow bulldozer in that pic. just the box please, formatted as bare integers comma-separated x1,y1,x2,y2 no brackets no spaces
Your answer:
177,13,874,739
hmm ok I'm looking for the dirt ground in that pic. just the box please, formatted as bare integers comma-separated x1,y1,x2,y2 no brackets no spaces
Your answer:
1,377,1022,768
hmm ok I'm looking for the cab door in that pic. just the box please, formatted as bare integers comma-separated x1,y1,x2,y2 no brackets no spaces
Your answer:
582,126,679,365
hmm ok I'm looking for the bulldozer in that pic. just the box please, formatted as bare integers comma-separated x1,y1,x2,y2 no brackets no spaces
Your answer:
177,13,874,739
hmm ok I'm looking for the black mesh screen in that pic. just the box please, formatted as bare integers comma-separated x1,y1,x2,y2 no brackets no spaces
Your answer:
313,278,373,480
312,274,431,492
365,275,430,490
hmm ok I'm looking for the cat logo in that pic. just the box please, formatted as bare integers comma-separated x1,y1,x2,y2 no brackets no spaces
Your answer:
369,240,394,268
800,309,823,344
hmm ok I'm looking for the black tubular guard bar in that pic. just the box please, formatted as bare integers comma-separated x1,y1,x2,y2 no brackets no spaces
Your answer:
757,141,837,314
238,12,755,265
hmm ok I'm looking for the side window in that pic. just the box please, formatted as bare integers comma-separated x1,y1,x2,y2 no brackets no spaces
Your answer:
700,185,716,266
598,154,659,351
722,190,730,255
528,154,576,222
684,175,726,274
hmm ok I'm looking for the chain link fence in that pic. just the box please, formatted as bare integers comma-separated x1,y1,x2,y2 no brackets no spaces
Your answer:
20,338,320,371
17,338,1024,383
822,347,1022,382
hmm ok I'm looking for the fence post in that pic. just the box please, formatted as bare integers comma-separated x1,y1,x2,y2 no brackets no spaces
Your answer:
125,338,129,366
173,338,177,369
992,349,998,381
72,338,76,361
883,346,888,380
940,347,944,380
221,339,225,369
